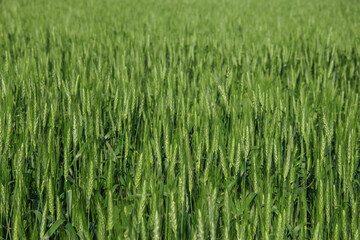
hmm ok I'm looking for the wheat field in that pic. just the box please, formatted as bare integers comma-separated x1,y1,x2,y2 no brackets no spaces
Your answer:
0,0,359,239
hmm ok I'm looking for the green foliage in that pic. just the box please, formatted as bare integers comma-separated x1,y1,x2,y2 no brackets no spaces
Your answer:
0,0,359,239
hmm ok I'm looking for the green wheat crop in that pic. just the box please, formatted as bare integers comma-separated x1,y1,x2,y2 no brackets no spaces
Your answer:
0,0,359,239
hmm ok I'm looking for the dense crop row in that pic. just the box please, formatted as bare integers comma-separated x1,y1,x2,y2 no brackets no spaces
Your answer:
0,0,359,239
